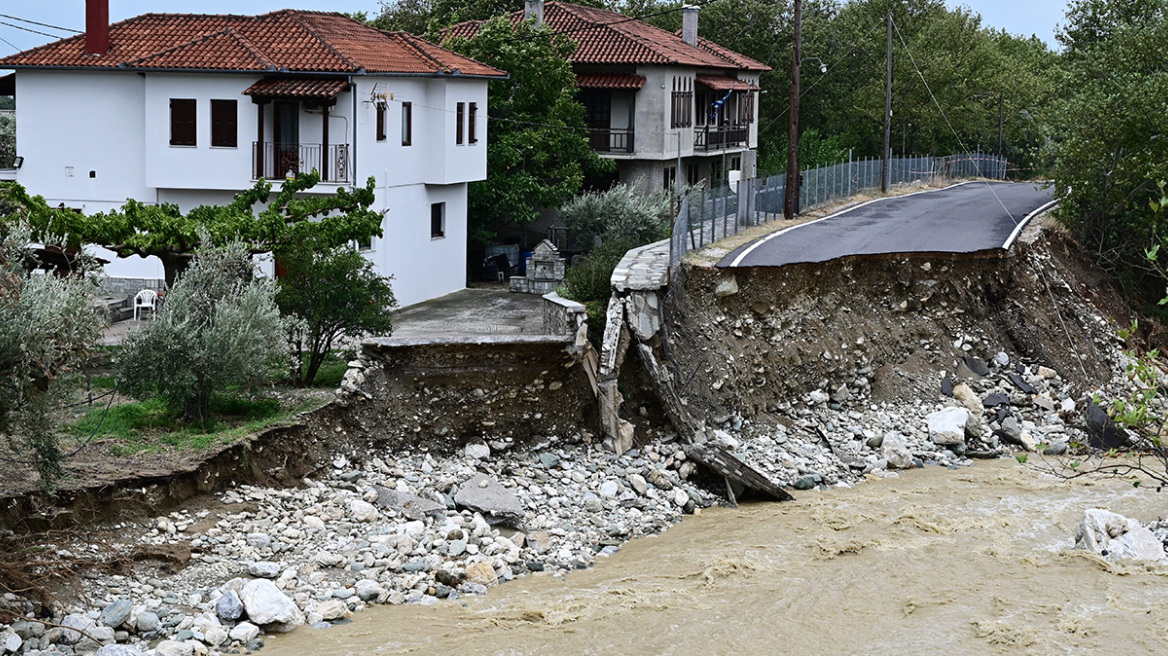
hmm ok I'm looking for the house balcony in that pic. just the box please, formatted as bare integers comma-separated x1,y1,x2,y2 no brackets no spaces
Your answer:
694,125,749,151
252,142,350,184
588,128,634,154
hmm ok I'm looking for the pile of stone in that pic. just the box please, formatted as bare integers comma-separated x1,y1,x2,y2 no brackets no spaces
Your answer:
0,435,710,656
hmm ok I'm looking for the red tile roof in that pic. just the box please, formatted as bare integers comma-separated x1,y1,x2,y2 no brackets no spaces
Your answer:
242,77,350,101
0,10,506,78
446,3,769,73
575,72,645,90
695,74,758,92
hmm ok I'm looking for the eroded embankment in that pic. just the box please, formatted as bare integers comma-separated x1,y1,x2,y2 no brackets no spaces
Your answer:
656,225,1124,428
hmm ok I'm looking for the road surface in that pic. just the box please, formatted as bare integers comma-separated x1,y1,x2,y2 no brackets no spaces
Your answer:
719,181,1057,268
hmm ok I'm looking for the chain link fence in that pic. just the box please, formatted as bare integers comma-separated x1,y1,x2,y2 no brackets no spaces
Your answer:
670,151,1008,270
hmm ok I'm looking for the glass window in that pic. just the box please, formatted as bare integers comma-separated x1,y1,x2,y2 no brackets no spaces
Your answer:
431,202,445,238
401,102,412,146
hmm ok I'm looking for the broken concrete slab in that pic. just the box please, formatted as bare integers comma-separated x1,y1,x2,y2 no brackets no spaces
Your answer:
686,442,793,503
453,474,525,525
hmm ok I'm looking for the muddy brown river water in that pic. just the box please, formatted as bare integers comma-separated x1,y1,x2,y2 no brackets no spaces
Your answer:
265,459,1168,655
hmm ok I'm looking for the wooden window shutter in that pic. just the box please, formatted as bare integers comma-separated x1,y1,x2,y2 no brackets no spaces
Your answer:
456,102,464,145
210,99,237,147
170,98,196,146
468,102,478,144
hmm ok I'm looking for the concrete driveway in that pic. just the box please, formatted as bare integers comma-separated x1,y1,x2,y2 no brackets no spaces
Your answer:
719,181,1057,268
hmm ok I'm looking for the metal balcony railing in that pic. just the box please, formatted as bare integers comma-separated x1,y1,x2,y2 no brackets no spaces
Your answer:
694,125,749,151
252,142,350,183
587,128,634,154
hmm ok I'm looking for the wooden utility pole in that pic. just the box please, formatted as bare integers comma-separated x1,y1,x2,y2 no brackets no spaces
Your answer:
881,9,892,193
783,0,803,220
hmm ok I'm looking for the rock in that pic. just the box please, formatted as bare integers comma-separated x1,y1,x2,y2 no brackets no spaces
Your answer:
95,646,145,656
866,433,885,449
714,274,739,298
228,622,260,644
154,641,194,656
303,515,326,531
1000,416,1022,441
538,452,561,469
59,614,93,645
216,590,244,621
952,383,984,415
356,583,386,603
940,376,954,397
348,499,379,522
134,611,160,634
672,488,690,507
99,599,133,629
239,578,305,628
963,357,990,377
882,432,915,469
1043,440,1069,456
464,441,491,460
793,475,817,490
627,473,648,495
453,474,525,524
247,561,280,579
982,393,1010,408
1086,403,1126,449
598,480,619,498
4,633,21,653
315,599,351,621
808,389,830,405
830,385,851,403
1075,509,1167,562
203,627,228,647
1007,373,1038,395
927,407,969,446
645,468,673,490
994,352,1010,366
1036,366,1057,379
465,562,498,587
246,533,272,550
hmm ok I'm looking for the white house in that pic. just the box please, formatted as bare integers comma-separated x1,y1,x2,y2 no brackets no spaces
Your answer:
448,2,769,194
0,1,507,307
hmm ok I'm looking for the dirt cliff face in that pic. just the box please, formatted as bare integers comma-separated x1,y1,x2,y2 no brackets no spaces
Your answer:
658,223,1128,428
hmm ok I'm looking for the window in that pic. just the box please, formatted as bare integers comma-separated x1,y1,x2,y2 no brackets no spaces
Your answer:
687,162,700,186
663,165,677,190
376,104,387,142
169,98,196,146
456,102,464,145
356,235,373,251
401,102,412,146
431,202,445,238
468,102,478,144
711,160,724,186
670,77,692,129
210,99,237,147
731,156,742,171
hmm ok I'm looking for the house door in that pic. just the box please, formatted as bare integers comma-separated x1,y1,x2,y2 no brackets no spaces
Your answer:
273,101,300,178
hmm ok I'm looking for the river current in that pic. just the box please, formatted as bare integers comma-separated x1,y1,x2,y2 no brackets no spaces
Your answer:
266,459,1168,655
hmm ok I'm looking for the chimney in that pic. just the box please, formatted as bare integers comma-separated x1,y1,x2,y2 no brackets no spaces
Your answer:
682,5,699,46
524,0,545,27
86,0,110,56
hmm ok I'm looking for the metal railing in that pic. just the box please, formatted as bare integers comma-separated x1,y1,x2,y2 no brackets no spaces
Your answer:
252,142,350,183
588,128,634,154
669,151,1009,271
694,124,749,151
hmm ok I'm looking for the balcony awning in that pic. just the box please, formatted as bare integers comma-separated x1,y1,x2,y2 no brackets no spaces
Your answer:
575,73,646,91
243,78,350,104
695,75,757,92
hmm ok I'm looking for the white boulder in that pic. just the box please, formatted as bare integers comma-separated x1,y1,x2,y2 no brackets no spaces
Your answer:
1075,509,1167,562
927,407,969,445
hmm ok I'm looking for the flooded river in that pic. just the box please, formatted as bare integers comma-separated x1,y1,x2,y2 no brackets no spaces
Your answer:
266,459,1168,655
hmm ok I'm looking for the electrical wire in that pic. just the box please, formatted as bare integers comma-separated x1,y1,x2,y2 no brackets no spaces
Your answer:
890,16,1016,221
0,19,70,40
0,13,81,34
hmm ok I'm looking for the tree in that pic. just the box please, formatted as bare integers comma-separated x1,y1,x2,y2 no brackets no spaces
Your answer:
276,246,397,386
0,219,102,488
444,16,613,243
117,240,286,425
559,184,673,247
1,173,384,287
1048,0,1168,299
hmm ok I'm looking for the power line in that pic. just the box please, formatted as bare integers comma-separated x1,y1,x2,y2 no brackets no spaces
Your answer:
0,20,69,40
0,13,81,34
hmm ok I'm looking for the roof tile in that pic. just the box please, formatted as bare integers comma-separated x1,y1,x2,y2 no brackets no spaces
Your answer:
0,10,506,78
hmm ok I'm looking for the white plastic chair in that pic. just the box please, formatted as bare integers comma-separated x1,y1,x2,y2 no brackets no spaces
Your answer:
133,289,158,321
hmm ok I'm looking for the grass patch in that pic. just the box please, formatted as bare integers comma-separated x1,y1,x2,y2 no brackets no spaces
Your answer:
67,393,300,456
275,350,351,388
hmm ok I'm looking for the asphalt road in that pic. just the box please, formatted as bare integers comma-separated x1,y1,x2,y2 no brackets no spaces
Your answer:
719,181,1057,269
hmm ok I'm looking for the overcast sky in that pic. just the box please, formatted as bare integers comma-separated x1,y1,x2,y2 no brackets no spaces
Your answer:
0,1,1070,57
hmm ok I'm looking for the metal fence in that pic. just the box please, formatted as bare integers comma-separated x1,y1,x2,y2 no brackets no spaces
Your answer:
669,151,1007,270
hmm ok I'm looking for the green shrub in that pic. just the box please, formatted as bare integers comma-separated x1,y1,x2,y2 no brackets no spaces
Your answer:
0,219,102,487
560,185,673,248
117,240,286,425
276,246,396,386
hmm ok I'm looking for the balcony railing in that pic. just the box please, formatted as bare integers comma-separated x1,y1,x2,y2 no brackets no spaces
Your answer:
587,128,634,154
252,142,350,183
694,125,749,151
